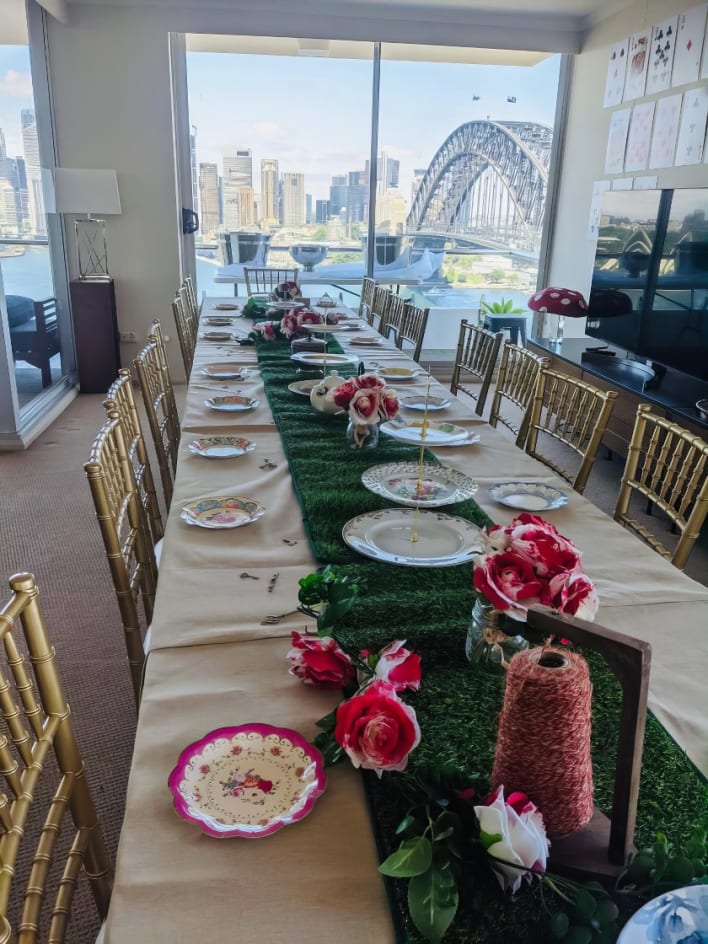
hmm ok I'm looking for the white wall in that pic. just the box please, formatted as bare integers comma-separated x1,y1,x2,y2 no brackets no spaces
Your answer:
547,0,708,339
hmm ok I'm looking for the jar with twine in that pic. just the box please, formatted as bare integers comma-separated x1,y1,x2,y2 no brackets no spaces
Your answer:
491,646,594,837
465,596,530,673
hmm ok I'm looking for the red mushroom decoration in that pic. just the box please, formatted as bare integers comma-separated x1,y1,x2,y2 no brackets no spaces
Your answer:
528,287,588,344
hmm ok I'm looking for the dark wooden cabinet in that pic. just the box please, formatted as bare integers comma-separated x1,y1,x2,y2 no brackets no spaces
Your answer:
70,278,120,393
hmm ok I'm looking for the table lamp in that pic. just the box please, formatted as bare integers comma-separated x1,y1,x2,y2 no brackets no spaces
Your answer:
528,287,588,346
53,168,122,280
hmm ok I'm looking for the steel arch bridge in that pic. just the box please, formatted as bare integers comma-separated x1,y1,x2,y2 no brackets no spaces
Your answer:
407,120,553,252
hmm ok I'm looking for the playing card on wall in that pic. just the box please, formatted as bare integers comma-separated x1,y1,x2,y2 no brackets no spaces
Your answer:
649,93,683,168
672,3,708,87
624,30,651,101
675,86,708,165
625,102,656,172
646,16,678,94
603,39,629,107
605,108,632,174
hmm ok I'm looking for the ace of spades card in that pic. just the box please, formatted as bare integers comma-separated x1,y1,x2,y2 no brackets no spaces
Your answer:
646,16,678,94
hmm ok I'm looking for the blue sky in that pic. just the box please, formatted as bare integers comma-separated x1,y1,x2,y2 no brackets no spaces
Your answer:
0,46,34,156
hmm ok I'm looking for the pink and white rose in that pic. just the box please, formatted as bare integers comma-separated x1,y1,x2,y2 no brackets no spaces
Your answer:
296,309,323,327
349,388,380,425
473,551,550,621
551,571,599,621
474,785,549,893
280,312,300,338
363,639,421,692
379,387,400,420
287,631,355,689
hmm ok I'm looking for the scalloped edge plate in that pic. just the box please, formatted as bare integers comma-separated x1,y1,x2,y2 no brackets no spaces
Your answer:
201,364,251,380
188,437,256,459
362,462,478,508
616,884,708,943
290,352,360,366
205,395,259,412
180,496,265,529
375,366,423,381
487,481,568,511
168,724,326,839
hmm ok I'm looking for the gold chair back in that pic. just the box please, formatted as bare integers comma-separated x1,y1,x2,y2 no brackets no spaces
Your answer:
525,368,618,494
382,293,407,343
450,321,503,417
243,267,299,299
182,275,199,323
488,342,549,443
614,404,708,570
0,573,113,941
396,302,430,364
371,286,392,336
84,412,157,706
134,338,180,510
171,292,196,378
104,369,164,546
359,277,377,326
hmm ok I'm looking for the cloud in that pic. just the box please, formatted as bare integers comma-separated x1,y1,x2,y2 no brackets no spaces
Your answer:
249,121,289,143
0,70,33,98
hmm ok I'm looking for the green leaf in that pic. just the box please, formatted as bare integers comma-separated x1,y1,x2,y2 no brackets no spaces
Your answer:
574,889,596,922
549,912,569,939
395,815,418,836
379,836,433,878
593,898,619,928
479,830,503,850
564,926,593,944
665,856,695,884
408,864,459,944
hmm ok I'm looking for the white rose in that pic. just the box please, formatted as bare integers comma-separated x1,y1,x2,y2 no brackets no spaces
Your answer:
474,785,549,893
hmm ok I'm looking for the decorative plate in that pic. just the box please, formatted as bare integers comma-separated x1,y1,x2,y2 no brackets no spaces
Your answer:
342,508,484,567
616,884,708,944
214,303,240,311
201,364,250,380
204,316,236,326
205,395,259,412
380,420,480,447
487,482,568,511
399,395,451,411
306,323,361,334
200,331,233,341
376,367,423,381
288,379,321,396
349,336,383,346
362,462,479,508
267,300,305,311
315,296,337,308
188,437,256,459
180,496,265,529
168,724,326,839
290,352,359,366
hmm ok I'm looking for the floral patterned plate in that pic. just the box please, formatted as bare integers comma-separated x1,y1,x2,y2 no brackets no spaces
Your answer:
188,437,256,459
343,508,484,567
180,496,265,529
168,724,326,838
487,482,568,511
362,462,479,508
380,420,480,446
204,316,236,326
290,352,359,366
205,395,259,412
376,366,423,381
616,884,708,943
201,363,250,380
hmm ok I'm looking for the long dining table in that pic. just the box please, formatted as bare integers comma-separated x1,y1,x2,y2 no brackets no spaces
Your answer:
102,298,708,943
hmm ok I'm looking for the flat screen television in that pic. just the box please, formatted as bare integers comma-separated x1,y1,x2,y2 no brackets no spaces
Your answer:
586,188,708,382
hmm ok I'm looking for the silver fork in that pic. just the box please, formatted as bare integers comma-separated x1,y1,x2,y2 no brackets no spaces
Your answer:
260,609,301,626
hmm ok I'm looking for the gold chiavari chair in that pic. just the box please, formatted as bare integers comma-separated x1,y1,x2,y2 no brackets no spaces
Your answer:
382,293,407,343
396,302,430,364
104,369,164,548
488,342,549,443
243,267,299,301
171,292,196,378
614,404,708,570
371,285,392,336
0,573,113,940
358,277,377,326
182,275,199,322
524,368,618,495
149,318,181,449
450,320,503,417
84,411,157,707
134,337,180,510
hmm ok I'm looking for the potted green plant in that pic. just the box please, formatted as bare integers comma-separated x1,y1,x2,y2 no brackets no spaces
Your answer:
479,297,525,315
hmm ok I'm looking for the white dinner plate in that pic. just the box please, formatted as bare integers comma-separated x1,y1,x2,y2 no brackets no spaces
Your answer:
362,463,479,508
288,379,321,396
399,395,451,411
200,331,233,341
348,336,383,346
380,420,480,447
205,395,259,412
487,482,568,511
188,437,256,459
290,352,360,367
267,300,305,310
342,508,484,567
201,364,251,380
617,884,708,944
375,366,424,381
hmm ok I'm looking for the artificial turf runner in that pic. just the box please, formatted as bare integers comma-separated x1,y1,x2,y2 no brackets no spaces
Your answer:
255,336,707,944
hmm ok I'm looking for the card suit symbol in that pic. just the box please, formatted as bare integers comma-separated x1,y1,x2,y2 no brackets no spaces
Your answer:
665,41,671,50
657,29,664,40
620,48,625,56
667,25,673,35
611,51,617,60
687,40,693,51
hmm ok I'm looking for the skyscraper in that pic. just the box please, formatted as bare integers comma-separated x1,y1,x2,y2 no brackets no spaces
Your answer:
306,194,313,225
315,200,330,223
260,158,279,226
347,170,368,224
21,109,45,236
282,173,305,227
199,162,220,235
329,175,347,218
222,148,253,229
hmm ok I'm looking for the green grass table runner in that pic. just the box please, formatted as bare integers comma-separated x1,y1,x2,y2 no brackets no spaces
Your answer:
254,338,707,944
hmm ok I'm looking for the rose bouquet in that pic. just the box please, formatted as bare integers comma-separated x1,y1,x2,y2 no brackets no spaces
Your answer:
271,280,301,301
331,374,399,448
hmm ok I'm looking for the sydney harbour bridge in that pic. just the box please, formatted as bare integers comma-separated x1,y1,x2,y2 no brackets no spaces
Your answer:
406,119,553,256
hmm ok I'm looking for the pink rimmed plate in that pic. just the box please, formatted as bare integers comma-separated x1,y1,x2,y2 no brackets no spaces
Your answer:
168,724,326,838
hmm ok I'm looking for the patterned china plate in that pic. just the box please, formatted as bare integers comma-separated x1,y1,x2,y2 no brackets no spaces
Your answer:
288,379,321,396
616,884,708,943
205,395,259,412
200,331,233,341
188,437,256,459
214,303,240,311
180,496,265,529
380,420,480,447
342,508,484,567
399,395,451,411
168,724,326,838
290,352,359,366
487,482,568,511
201,363,250,380
362,462,479,508
376,366,423,381
204,316,236,326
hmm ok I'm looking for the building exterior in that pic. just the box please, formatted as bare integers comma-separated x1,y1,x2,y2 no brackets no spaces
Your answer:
198,162,220,235
21,109,45,236
222,147,253,229
329,175,347,219
190,125,198,216
260,158,279,227
237,186,256,227
315,199,330,223
282,172,305,227
305,193,313,224
347,169,368,223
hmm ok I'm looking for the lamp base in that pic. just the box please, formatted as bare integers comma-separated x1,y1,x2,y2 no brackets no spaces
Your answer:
75,217,110,280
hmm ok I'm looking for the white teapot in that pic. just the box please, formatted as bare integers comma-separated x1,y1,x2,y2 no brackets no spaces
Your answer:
309,370,344,415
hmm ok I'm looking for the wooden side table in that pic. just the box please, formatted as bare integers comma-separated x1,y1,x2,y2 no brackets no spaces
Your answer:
70,278,120,393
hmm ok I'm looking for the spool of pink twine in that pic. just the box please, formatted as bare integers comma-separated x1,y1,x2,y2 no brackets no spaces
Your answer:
491,647,594,837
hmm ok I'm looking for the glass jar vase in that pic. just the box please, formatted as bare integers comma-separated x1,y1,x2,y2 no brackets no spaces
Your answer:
346,420,379,449
465,597,530,673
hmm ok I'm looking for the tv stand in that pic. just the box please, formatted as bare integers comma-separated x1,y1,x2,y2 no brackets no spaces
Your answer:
528,337,708,457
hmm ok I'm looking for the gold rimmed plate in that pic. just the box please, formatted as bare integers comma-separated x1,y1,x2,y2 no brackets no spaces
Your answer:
201,363,251,380
290,352,359,366
205,395,259,412
188,437,256,459
180,496,265,529
349,336,383,346
204,316,237,327
399,395,451,411
288,379,321,396
376,366,424,381
213,303,240,311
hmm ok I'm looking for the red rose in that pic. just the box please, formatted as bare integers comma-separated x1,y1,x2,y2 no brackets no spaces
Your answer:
280,312,300,338
332,379,359,409
349,388,380,423
511,513,559,533
368,639,421,692
379,388,399,420
551,572,599,621
297,309,323,326
355,373,385,390
334,680,420,776
287,631,355,689
507,523,582,577
473,551,551,620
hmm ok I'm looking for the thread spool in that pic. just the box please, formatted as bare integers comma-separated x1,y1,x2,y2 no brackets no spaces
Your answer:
491,647,594,837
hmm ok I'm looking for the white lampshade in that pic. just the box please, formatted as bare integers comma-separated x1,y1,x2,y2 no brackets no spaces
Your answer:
53,168,122,215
